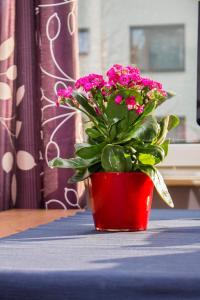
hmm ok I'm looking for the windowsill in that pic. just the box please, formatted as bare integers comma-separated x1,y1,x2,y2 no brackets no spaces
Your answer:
159,166,200,186
158,144,200,186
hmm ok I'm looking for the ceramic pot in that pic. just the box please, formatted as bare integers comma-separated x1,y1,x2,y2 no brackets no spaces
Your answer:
89,172,154,231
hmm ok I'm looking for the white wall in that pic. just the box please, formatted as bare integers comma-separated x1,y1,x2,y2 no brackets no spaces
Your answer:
78,0,102,75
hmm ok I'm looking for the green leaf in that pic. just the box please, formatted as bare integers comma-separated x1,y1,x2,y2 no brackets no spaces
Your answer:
119,115,160,143
105,96,129,123
133,101,157,126
136,144,165,165
116,118,129,134
93,90,104,112
168,115,180,131
101,144,128,172
76,142,106,159
140,165,174,208
109,123,117,141
108,119,122,141
88,163,102,174
88,136,104,145
68,162,102,183
124,153,133,171
138,153,156,165
68,168,90,183
75,143,89,151
156,115,179,145
115,110,138,137
85,127,103,139
135,93,143,105
49,156,100,169
74,93,97,117
166,90,176,99
156,116,169,145
97,122,108,136
160,139,170,156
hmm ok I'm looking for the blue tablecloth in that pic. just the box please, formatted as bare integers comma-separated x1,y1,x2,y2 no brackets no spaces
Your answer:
0,209,200,300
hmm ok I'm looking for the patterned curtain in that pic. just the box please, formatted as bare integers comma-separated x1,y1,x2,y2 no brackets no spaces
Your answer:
0,0,85,211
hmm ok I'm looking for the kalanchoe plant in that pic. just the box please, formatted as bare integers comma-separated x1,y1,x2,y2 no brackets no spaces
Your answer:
50,64,179,208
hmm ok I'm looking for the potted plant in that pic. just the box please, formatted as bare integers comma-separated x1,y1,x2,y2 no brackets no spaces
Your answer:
50,64,179,231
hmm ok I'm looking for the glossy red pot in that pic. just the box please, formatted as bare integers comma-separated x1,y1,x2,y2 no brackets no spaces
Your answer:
89,172,154,231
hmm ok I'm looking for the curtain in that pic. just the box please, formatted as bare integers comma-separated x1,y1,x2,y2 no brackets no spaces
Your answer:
0,0,85,211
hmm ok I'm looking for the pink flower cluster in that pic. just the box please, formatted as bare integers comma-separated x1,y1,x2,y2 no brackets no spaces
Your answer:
115,95,144,114
106,64,165,93
57,86,73,98
107,64,141,87
56,64,167,115
72,64,166,97
75,74,105,92
56,87,73,106
141,78,162,90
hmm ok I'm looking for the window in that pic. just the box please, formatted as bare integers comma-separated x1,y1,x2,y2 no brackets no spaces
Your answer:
78,29,89,55
130,25,185,72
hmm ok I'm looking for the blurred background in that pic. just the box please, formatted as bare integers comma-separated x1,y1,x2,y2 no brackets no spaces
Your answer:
78,0,200,209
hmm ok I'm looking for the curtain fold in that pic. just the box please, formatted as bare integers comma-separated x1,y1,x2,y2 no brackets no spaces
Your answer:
0,0,16,210
15,0,42,208
0,0,86,211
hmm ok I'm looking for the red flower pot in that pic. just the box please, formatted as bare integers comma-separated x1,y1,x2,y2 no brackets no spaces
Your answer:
89,172,154,231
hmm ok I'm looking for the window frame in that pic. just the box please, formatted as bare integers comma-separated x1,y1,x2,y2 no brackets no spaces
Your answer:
161,1,199,169
162,2,200,171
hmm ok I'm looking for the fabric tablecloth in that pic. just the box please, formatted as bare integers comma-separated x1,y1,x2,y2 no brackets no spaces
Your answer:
0,209,200,300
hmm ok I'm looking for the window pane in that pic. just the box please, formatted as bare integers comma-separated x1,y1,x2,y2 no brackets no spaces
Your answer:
131,26,185,72
149,26,184,71
78,29,89,54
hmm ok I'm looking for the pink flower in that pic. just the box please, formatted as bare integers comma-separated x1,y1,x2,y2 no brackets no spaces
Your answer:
84,83,94,92
119,74,131,86
106,64,141,87
106,68,120,86
125,96,136,110
56,99,60,107
147,88,167,100
140,77,163,90
152,81,162,90
115,95,123,104
113,64,123,71
160,90,167,97
75,74,105,92
130,72,141,83
127,65,140,75
140,78,153,88
57,86,73,98
101,90,107,96
101,82,113,97
136,104,144,115
104,82,112,88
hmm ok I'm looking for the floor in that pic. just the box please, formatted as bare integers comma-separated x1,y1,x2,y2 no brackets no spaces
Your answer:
0,209,82,238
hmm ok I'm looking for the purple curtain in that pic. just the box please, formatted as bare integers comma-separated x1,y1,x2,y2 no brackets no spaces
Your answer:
0,0,86,211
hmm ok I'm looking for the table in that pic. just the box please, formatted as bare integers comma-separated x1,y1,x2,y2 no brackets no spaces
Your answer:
0,209,79,238
0,209,200,299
